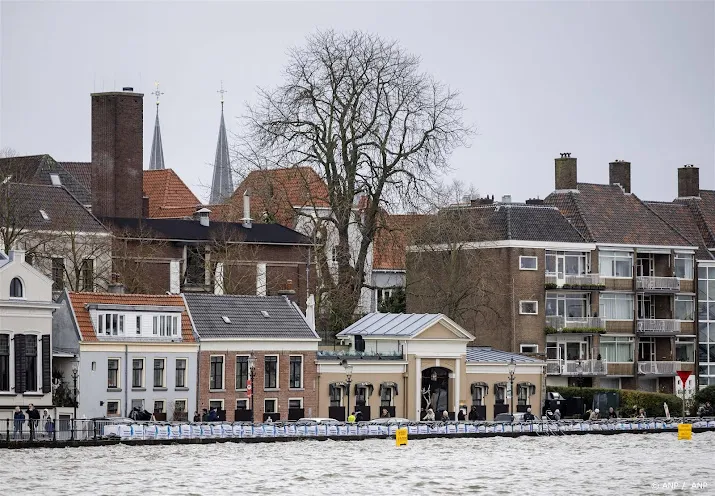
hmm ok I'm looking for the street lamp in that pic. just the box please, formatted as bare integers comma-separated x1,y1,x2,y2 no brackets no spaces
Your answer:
71,366,79,440
507,358,516,415
343,361,353,421
247,353,256,423
575,360,584,415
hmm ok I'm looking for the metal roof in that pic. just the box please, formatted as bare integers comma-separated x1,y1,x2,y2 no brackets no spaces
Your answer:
337,313,446,338
466,347,543,364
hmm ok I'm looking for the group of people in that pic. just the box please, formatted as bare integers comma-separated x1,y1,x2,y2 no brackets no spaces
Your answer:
193,407,220,422
347,410,365,423
421,406,488,422
698,401,713,417
12,404,53,440
582,407,644,420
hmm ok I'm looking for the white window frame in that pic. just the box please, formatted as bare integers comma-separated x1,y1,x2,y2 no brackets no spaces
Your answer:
153,399,166,414
355,386,370,406
236,398,249,410
289,354,303,390
209,399,225,411
599,336,634,363
599,292,634,321
288,397,304,409
175,357,188,389
106,400,121,417
264,354,279,390
209,354,225,391
675,294,695,321
519,300,538,315
599,250,633,279
519,256,538,271
131,357,145,389
520,344,538,353
264,398,278,414
108,357,121,389
152,314,181,337
674,254,694,280
97,313,126,336
9,277,25,299
153,357,166,389
135,315,142,335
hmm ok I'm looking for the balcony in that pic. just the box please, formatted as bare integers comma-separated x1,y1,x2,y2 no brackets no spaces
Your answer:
636,319,680,336
547,359,608,376
545,316,606,334
637,361,681,376
635,276,680,292
545,274,604,290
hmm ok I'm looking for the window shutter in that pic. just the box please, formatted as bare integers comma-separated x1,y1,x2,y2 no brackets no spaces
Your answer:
42,335,51,393
14,334,26,394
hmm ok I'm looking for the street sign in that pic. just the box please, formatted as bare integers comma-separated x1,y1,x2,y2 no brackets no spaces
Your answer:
677,370,691,385
678,423,692,440
246,379,252,398
395,427,408,447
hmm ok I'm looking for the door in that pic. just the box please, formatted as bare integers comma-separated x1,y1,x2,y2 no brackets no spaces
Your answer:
556,256,566,287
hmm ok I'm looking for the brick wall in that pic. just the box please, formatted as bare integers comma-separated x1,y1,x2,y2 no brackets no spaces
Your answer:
198,350,318,421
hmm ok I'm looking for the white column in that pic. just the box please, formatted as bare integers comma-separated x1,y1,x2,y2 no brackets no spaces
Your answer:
169,260,180,294
414,357,421,421
256,263,267,296
454,357,461,417
214,263,224,295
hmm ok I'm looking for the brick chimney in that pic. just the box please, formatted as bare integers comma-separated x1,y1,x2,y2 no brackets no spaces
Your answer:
91,88,144,218
555,153,577,190
678,165,700,198
609,160,631,193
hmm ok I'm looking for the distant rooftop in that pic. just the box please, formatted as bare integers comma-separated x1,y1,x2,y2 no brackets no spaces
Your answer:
466,347,543,364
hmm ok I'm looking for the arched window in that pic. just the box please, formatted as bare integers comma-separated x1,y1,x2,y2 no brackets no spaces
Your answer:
9,277,23,298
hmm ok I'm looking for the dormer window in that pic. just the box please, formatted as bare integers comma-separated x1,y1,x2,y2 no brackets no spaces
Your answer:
261,311,270,318
39,209,50,221
50,173,62,186
9,277,23,298
97,313,125,336
153,315,180,337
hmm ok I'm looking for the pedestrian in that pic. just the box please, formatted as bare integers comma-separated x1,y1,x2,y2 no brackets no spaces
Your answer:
523,407,536,421
201,408,209,422
347,411,356,423
554,409,561,421
468,405,480,421
637,408,646,419
13,406,25,440
355,410,364,422
457,409,466,421
441,410,450,421
381,408,390,418
608,407,618,419
26,403,40,440
193,411,201,423
208,407,218,422
423,408,435,421
589,408,600,421
43,409,54,438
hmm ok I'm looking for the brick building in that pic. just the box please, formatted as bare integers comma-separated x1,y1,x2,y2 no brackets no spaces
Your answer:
184,293,319,422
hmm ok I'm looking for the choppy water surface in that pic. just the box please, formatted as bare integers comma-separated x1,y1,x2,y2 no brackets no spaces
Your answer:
1,433,712,495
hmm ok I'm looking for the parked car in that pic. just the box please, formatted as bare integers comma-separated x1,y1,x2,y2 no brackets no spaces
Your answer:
494,413,541,423
296,418,340,424
370,417,410,425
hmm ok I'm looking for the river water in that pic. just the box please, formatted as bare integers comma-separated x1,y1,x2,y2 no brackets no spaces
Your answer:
1,432,712,495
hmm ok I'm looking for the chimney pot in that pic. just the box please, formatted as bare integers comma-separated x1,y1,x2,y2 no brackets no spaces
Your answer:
555,154,577,190
242,189,253,229
609,160,631,193
501,195,512,204
678,165,700,198
122,87,134,92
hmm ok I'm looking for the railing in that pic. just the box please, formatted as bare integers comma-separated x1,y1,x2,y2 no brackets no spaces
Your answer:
547,359,608,376
636,319,680,334
546,316,605,332
545,274,603,288
316,350,404,361
638,361,681,376
636,276,680,291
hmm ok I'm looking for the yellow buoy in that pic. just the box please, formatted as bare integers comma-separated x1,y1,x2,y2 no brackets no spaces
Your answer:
395,427,408,447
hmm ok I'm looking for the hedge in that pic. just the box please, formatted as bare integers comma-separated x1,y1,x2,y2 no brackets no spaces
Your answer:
547,386,682,417
694,385,715,407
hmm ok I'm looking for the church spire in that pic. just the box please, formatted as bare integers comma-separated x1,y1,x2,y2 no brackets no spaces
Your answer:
149,82,165,170
210,82,233,204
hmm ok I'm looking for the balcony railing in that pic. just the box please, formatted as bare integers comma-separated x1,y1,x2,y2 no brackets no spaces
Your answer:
637,361,681,376
545,274,603,289
635,276,680,291
545,316,606,333
636,319,680,335
547,359,608,376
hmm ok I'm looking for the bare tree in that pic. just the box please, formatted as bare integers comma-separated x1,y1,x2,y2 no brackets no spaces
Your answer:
112,222,169,294
235,30,471,331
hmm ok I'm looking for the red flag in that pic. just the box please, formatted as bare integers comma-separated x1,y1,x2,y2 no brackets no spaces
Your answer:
246,378,253,398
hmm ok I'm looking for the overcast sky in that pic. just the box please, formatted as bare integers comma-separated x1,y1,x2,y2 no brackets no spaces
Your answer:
1,1,713,204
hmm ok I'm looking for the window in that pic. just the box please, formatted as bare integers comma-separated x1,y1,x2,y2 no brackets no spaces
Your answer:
236,399,249,410
377,288,393,306
136,316,141,335
599,293,634,320
264,355,278,389
153,400,165,413
152,315,180,337
52,257,65,290
108,358,120,388
545,251,589,276
355,386,368,406
675,338,695,362
25,337,37,391
599,251,633,278
638,338,655,361
210,355,224,390
675,254,694,279
209,400,224,411
519,256,538,270
107,400,120,416
49,173,62,186
380,387,392,407
519,301,538,315
132,358,144,388
471,386,485,406
185,246,204,285
175,358,187,388
81,259,94,291
174,399,187,414
517,385,529,406
330,385,342,407
520,344,538,353
494,385,506,405
675,295,695,321
40,209,50,221
97,313,125,336
235,356,248,390
153,358,165,388
0,335,8,391
264,399,277,413
289,398,303,410
599,337,634,362
131,399,144,411
289,355,302,389
9,277,23,298
545,293,590,320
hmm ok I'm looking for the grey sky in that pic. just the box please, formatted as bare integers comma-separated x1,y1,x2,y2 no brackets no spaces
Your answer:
1,1,713,204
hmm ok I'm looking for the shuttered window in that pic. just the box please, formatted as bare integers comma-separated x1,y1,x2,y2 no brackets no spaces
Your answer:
14,334,26,394
0,335,9,391
42,335,51,393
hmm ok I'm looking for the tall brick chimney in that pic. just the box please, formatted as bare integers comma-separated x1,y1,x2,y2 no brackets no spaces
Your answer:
91,88,144,218
678,165,700,198
554,153,577,190
609,160,631,193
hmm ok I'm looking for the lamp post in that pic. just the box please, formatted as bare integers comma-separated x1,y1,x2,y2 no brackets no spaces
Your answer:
575,360,584,415
71,366,79,440
247,353,256,423
507,358,516,415
343,361,353,421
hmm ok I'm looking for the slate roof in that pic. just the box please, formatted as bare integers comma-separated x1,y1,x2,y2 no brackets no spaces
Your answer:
646,201,714,260
338,313,447,338
57,162,92,193
67,291,196,343
183,293,319,340
143,169,201,218
0,183,107,232
105,216,312,244
0,155,92,206
373,213,428,271
545,183,693,247
676,190,715,250
466,347,543,364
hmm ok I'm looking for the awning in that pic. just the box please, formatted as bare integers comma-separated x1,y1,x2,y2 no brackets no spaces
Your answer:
470,382,489,395
329,382,348,396
518,381,537,395
354,382,374,396
493,381,507,389
379,381,399,396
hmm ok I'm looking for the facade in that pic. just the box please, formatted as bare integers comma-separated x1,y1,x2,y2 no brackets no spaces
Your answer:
0,250,57,420
52,291,199,420
317,313,544,421
184,293,320,422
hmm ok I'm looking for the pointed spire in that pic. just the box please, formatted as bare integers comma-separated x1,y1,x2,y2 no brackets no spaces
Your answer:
210,82,233,204
149,82,165,170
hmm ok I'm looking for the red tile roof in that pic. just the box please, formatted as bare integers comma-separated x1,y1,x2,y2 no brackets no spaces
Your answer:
143,169,201,218
373,214,428,270
67,292,195,342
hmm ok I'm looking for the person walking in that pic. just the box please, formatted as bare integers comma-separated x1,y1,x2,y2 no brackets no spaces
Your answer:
13,406,25,440
26,403,40,441
43,409,54,439
347,412,356,423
